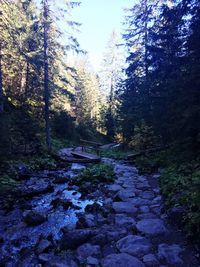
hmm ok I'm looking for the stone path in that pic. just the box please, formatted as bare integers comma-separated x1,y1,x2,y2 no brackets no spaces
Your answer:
0,159,199,266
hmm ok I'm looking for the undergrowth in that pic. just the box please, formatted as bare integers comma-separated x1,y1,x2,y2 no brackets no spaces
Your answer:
75,162,115,185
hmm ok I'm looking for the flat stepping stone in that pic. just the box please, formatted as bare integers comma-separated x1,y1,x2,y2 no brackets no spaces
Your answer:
115,214,136,226
136,219,167,235
116,235,152,257
101,253,145,267
158,244,183,265
117,189,136,201
112,202,137,214
130,197,151,206
137,213,158,220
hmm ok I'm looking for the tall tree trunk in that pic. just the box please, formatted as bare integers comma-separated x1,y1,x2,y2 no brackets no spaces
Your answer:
0,42,3,113
43,0,51,149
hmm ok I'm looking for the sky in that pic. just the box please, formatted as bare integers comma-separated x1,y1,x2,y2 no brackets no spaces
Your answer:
71,0,135,71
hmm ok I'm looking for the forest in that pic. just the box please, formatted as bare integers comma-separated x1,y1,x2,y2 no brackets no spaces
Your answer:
0,0,200,266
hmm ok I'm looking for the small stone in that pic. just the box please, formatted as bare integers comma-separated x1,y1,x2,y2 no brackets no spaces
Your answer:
116,235,152,257
158,244,183,265
102,253,145,267
143,254,159,266
136,219,167,236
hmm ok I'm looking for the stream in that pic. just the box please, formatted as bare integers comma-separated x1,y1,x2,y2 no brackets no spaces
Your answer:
0,159,199,267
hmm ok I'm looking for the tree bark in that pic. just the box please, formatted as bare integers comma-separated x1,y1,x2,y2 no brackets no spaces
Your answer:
43,0,51,149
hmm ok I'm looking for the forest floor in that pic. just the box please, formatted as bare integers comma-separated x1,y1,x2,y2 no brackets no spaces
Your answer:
0,154,199,266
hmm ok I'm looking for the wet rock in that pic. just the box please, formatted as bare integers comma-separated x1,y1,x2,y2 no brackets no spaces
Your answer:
157,244,183,265
38,253,78,267
76,243,101,261
21,178,53,197
51,198,72,209
101,253,145,267
85,202,102,213
143,254,159,266
112,202,137,214
76,214,96,228
136,219,167,236
115,214,136,226
36,239,52,254
23,210,47,226
116,235,152,257
60,229,96,249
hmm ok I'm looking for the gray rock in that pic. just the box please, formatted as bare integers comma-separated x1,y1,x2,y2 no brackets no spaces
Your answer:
23,210,46,226
21,178,53,197
112,202,137,214
115,214,136,226
60,229,95,249
77,243,101,261
143,254,159,266
117,189,136,201
116,235,152,257
136,219,167,235
102,253,145,267
158,244,183,265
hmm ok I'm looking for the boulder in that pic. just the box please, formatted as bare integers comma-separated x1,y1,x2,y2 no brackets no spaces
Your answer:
136,219,167,236
116,235,152,257
60,229,96,249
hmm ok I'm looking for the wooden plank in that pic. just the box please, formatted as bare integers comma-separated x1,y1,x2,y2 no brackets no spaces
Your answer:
71,151,101,160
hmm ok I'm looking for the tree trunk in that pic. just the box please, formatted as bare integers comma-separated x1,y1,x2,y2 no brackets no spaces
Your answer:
43,0,51,149
0,42,3,113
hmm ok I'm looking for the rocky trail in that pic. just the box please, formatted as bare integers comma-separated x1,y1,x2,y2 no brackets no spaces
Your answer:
0,157,199,267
